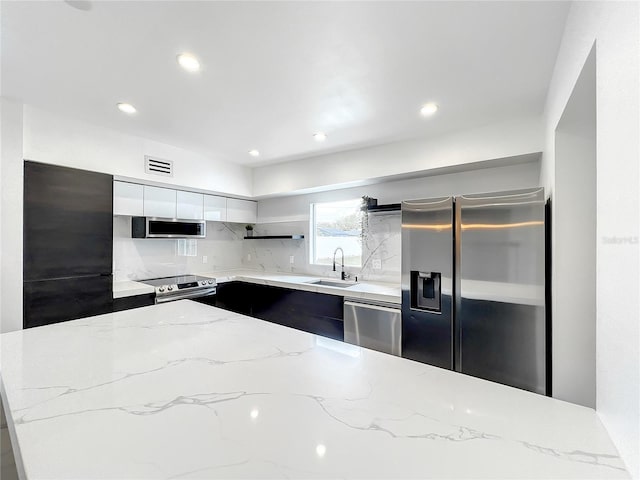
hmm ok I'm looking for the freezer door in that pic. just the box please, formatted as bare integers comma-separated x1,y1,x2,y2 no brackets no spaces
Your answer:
455,187,547,394
23,275,113,328
401,197,454,369
24,161,113,280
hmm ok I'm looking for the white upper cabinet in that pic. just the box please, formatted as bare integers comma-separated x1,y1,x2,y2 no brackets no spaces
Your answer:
114,180,255,223
204,195,227,222
113,181,144,216
143,186,177,218
227,198,257,224
176,190,204,220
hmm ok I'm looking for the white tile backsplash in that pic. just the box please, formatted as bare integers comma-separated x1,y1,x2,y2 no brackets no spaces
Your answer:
113,213,401,283
241,214,401,283
113,217,245,281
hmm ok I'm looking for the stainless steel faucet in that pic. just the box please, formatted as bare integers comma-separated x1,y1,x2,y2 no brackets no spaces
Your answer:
332,247,349,280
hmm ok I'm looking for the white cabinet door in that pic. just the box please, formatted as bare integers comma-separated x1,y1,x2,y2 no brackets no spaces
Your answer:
176,191,204,220
143,186,177,218
203,195,227,222
113,181,144,216
226,198,257,223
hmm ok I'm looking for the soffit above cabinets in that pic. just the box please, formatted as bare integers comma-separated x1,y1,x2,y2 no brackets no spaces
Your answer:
3,1,569,167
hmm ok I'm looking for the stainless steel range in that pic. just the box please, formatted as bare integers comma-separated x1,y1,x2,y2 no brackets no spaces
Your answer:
140,275,216,304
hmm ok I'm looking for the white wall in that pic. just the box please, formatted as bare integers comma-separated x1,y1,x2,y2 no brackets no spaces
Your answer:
553,47,596,408
23,105,253,197
541,2,640,477
253,116,543,197
0,98,24,334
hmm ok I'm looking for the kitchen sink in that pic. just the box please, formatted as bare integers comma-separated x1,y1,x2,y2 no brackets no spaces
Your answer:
306,280,357,288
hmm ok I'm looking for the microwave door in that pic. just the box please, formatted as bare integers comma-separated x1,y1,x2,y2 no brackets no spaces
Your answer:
132,217,206,238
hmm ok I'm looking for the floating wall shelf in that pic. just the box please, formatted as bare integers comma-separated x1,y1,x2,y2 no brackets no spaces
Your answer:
367,203,401,213
244,235,305,240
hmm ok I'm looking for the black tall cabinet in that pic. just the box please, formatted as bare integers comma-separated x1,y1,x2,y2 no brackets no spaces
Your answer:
23,161,114,328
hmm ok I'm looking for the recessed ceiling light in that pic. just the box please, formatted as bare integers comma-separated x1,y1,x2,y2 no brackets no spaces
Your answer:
313,132,327,142
248,149,260,157
64,0,93,11
117,103,137,114
177,53,201,73
420,102,439,116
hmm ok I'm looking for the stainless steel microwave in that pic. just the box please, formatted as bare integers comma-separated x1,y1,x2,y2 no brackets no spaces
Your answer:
131,217,206,238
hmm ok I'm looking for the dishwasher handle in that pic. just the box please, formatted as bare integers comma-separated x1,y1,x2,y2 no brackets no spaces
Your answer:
344,299,401,312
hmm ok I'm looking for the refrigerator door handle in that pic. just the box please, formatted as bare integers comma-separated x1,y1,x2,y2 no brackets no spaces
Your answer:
454,198,462,371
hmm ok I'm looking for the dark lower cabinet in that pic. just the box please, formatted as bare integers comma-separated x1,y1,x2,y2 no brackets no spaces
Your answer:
252,284,344,341
193,282,344,341
212,282,252,314
113,294,156,312
24,276,113,329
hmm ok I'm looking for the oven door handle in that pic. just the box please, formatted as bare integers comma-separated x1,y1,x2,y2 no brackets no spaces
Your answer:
155,287,217,304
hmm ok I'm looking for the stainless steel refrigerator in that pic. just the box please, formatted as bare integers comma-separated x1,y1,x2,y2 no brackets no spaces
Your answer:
401,187,549,395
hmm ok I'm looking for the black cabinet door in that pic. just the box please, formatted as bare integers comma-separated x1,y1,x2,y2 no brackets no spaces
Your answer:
252,284,344,341
24,161,113,280
213,282,253,314
113,293,156,312
24,275,113,328
194,282,344,341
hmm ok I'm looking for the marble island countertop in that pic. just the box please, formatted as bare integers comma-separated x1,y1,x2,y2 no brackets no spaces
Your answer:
113,270,402,304
0,301,628,479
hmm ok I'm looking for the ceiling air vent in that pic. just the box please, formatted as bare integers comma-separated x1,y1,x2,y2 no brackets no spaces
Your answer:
144,156,173,177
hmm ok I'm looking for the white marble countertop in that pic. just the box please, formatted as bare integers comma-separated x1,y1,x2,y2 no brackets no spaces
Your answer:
211,270,401,305
113,270,544,306
0,301,627,479
114,270,401,304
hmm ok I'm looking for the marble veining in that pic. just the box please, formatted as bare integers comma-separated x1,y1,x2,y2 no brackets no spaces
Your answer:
242,217,401,284
0,301,628,479
113,213,401,284
113,218,246,281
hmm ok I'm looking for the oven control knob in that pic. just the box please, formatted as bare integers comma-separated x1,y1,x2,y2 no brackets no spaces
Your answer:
158,287,165,293
167,286,174,291
208,280,214,285
200,281,207,285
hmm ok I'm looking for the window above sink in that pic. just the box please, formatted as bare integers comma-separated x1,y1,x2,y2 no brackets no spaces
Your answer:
309,199,363,267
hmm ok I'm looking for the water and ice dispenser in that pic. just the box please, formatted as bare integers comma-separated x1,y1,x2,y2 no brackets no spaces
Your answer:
410,271,441,313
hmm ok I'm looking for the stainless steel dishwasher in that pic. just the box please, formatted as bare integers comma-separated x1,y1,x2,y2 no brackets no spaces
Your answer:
344,298,402,356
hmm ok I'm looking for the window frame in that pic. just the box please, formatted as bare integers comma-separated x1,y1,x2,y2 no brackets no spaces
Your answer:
309,199,363,267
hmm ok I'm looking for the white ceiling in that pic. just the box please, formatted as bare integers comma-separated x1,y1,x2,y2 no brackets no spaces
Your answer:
1,1,569,166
